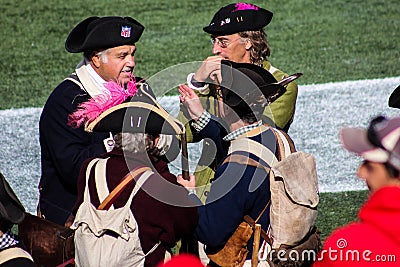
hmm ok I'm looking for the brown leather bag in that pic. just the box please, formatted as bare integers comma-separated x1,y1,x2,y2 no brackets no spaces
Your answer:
207,221,253,267
18,212,75,267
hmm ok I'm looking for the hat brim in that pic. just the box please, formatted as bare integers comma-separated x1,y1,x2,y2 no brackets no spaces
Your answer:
220,60,288,108
340,127,389,162
85,102,184,135
0,173,25,224
388,84,400,109
65,16,144,53
65,16,99,53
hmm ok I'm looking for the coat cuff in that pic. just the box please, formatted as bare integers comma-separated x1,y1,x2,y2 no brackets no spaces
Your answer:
186,73,210,94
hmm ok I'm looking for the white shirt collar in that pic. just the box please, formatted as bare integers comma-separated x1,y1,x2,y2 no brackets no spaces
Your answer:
84,60,109,95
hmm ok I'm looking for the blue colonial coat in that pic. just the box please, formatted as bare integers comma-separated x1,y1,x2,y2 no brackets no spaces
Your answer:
193,117,277,258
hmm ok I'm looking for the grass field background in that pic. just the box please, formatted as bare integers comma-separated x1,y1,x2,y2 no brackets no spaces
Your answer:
1,0,399,240
1,0,399,109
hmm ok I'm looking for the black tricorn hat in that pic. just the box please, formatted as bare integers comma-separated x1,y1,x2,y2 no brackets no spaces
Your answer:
85,101,185,136
388,84,400,109
219,60,302,118
0,173,25,224
203,3,273,35
65,16,144,53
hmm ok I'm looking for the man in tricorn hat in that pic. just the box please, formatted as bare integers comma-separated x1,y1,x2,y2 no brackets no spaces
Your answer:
39,16,178,225
0,173,34,266
186,2,298,131
178,2,299,202
177,61,294,266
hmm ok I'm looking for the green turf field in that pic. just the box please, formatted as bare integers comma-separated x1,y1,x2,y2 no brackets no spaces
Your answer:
1,0,399,109
1,0,398,240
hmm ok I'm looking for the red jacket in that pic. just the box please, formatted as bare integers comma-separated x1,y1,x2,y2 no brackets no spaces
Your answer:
73,149,198,267
313,186,400,266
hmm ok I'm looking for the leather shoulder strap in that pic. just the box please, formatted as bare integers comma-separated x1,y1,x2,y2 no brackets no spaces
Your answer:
279,130,296,153
222,154,270,173
97,166,151,210
270,128,296,160
228,137,278,167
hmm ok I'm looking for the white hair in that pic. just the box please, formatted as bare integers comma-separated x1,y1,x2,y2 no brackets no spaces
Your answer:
113,132,154,154
96,49,111,63
83,48,111,63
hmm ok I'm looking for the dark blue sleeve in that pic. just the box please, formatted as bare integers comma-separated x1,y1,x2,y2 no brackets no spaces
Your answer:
196,116,230,161
195,161,270,248
39,81,107,187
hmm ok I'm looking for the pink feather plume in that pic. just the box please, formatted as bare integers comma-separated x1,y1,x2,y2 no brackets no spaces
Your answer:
235,3,259,11
68,78,138,128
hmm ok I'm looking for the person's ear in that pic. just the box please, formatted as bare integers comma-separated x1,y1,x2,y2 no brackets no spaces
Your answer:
245,39,252,50
91,52,101,68
154,136,160,147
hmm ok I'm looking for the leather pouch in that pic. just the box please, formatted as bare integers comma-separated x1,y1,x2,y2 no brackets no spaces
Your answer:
207,221,253,267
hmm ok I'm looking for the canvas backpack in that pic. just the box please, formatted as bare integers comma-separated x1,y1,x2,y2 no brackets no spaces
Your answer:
70,158,160,267
228,126,320,266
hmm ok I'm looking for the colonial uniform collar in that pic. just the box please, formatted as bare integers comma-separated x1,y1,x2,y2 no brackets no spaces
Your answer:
75,59,109,97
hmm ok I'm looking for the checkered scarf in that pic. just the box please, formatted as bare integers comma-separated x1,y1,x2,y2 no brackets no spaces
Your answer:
223,121,263,141
0,230,19,250
191,111,262,141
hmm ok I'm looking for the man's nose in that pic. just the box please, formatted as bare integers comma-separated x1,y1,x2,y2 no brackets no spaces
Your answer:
212,43,222,54
126,55,135,66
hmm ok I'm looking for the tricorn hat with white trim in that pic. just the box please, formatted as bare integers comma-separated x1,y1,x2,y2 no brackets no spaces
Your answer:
85,101,185,135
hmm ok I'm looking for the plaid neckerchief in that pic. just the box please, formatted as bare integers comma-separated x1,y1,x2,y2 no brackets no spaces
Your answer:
0,230,18,250
223,120,263,141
